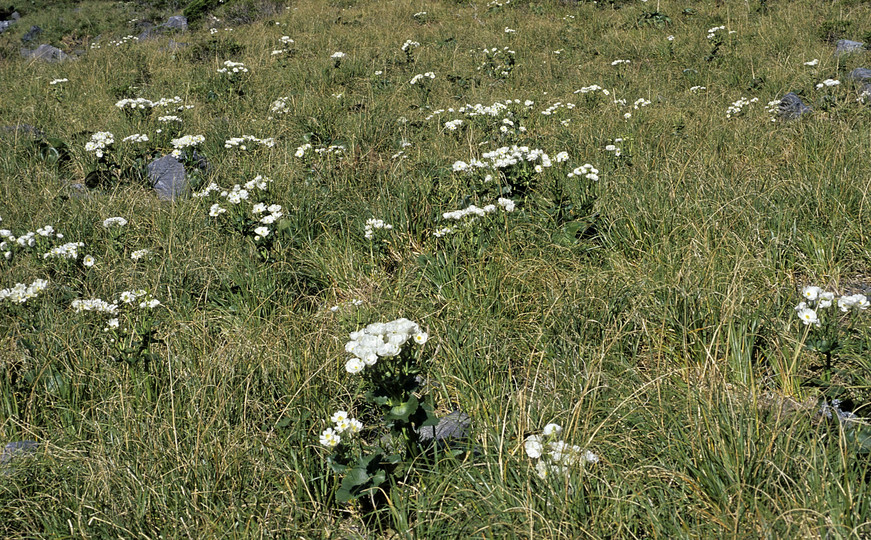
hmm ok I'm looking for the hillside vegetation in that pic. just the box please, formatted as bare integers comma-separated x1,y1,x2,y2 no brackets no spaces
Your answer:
2,0,871,537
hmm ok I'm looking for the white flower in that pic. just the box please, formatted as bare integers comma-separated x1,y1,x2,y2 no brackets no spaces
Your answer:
319,428,341,448
413,332,428,345
140,298,161,309
130,249,149,261
802,286,822,301
543,423,562,437
797,307,820,326
122,133,149,143
804,59,819,66
347,419,363,434
254,226,270,240
534,460,550,479
345,357,365,374
815,79,840,89
103,217,127,229
82,255,95,267
331,51,346,59
49,78,68,85
209,204,226,217
524,435,543,459
106,318,119,329
819,291,835,309
331,410,349,424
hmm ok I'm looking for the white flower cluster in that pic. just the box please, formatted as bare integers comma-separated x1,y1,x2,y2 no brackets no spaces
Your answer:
330,298,363,312
294,143,346,159
1,279,49,305
706,25,726,40
85,131,114,158
401,39,420,52
198,177,281,238
49,78,68,85
170,135,205,158
725,97,758,119
611,59,631,66
43,241,84,260
804,59,820,66
795,286,869,326
271,36,295,55
72,298,119,314
270,96,291,115
217,60,248,75
815,79,840,89
690,86,706,93
435,198,515,237
115,98,153,110
331,51,346,59
444,119,464,131
410,72,436,85
102,217,128,228
604,139,623,157
364,218,393,240
764,99,782,123
319,410,364,448
541,101,576,116
633,98,651,109
130,249,150,261
567,163,600,181
524,423,599,479
122,133,149,143
224,135,276,150
252,202,283,224
344,318,428,374
574,84,610,96
1,224,66,260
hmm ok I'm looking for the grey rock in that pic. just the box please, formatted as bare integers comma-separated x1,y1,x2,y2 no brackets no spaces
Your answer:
0,19,12,34
147,155,189,201
1,124,45,138
0,441,38,464
849,68,871,83
778,92,812,120
21,44,69,63
10,11,19,20
136,25,157,42
138,15,188,41
21,25,41,43
836,39,865,55
164,15,187,30
418,410,471,444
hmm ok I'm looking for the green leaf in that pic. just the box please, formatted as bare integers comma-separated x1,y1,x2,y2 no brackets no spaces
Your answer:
386,395,419,422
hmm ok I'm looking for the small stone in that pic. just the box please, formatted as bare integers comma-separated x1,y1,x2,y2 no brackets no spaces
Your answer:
21,24,41,43
21,44,69,63
0,440,38,474
0,19,13,34
778,92,812,120
836,39,865,55
1,124,45,138
147,155,189,201
849,68,871,83
418,410,471,444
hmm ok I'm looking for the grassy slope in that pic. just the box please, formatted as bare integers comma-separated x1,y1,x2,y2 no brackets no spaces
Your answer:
1,0,871,537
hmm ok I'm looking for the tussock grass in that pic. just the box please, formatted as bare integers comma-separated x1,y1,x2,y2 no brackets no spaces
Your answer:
2,0,871,536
